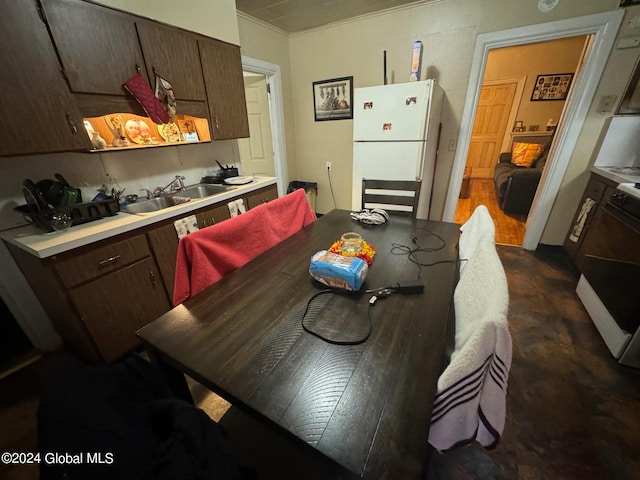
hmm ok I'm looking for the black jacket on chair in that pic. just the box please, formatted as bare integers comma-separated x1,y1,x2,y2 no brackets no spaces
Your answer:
493,134,553,215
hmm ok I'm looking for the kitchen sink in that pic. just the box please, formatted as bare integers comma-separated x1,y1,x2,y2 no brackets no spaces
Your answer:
121,183,233,214
179,183,231,198
121,196,175,214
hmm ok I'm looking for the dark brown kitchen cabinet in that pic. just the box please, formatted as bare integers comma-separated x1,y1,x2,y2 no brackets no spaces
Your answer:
5,233,170,364
199,38,250,140
6,185,277,362
564,172,617,270
0,0,91,156
195,203,232,228
136,21,206,102
246,187,279,209
3,0,250,156
40,0,147,96
67,257,169,363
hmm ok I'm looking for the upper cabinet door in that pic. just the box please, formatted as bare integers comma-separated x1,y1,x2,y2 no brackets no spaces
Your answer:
0,0,91,156
199,39,250,140
136,21,206,102
41,0,147,95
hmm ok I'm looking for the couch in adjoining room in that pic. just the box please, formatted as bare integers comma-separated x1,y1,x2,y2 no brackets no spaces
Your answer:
493,134,553,215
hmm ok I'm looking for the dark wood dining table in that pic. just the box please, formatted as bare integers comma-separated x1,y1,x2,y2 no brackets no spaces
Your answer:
137,209,460,479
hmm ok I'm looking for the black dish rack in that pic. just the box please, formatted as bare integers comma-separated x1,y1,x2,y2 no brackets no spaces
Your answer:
15,199,121,232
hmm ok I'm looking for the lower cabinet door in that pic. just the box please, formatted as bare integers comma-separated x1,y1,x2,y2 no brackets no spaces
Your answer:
147,223,181,301
68,257,170,362
195,204,231,228
246,185,278,209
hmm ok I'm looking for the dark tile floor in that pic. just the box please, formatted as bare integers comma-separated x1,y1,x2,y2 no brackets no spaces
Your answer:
478,246,640,480
1,245,639,479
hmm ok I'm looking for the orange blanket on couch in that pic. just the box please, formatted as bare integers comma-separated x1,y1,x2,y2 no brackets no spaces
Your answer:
173,188,316,305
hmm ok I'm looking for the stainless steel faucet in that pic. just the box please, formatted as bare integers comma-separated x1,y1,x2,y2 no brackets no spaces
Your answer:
143,176,187,198
161,175,186,194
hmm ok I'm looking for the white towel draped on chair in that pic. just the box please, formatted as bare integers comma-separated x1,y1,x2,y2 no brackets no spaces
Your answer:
458,205,495,275
428,230,511,452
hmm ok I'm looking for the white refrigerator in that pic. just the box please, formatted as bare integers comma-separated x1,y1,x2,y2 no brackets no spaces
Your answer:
352,80,443,219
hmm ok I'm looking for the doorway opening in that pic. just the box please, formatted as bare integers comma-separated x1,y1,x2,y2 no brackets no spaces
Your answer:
454,35,590,246
240,56,289,196
239,72,276,177
443,10,624,250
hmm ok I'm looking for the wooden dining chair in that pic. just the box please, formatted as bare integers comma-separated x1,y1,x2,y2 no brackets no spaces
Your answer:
361,179,421,217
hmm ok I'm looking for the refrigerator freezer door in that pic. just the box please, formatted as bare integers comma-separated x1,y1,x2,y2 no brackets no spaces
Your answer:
352,141,425,211
353,81,433,141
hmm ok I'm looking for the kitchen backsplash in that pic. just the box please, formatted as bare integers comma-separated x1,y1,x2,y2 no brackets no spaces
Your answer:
0,140,241,231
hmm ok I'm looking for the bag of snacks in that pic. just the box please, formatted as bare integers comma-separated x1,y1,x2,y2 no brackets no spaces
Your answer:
309,250,368,291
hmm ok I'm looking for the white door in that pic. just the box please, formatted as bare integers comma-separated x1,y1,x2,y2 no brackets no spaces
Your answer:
465,82,518,178
353,81,432,141
239,74,275,177
352,141,425,211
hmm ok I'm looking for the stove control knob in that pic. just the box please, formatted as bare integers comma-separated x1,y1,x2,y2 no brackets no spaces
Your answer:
612,191,629,205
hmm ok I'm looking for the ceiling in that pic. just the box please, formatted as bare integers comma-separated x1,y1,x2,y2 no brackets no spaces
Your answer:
236,0,429,33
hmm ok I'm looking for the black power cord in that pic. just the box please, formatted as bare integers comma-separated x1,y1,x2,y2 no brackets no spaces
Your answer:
301,283,425,345
301,290,371,345
390,227,459,278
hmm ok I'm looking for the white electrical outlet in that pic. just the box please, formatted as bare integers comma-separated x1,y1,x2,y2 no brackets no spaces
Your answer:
326,162,332,170
448,139,457,151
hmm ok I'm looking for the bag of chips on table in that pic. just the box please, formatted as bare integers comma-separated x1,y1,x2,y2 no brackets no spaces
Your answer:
309,250,368,291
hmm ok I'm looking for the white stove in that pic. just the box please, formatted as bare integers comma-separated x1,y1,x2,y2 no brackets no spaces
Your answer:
617,182,640,200
576,179,640,369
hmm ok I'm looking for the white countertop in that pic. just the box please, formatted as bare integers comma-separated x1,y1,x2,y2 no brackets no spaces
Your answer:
591,166,640,185
1,177,277,259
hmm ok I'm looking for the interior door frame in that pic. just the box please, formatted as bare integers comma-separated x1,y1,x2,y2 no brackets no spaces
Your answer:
241,55,289,196
443,10,624,250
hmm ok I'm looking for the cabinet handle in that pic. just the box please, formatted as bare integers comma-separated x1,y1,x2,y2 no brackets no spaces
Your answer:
214,115,219,129
98,255,120,268
150,270,157,286
65,113,78,134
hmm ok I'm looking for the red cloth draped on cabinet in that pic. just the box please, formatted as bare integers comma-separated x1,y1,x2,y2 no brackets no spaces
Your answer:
173,188,316,306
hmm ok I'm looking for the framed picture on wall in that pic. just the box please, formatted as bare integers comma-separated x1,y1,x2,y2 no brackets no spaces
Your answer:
531,73,574,101
617,55,640,115
313,76,353,121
